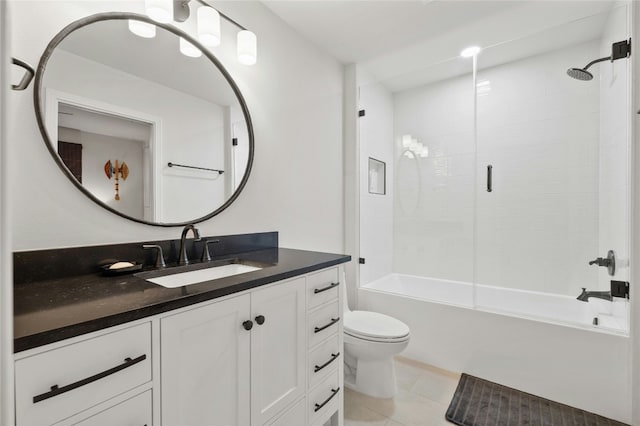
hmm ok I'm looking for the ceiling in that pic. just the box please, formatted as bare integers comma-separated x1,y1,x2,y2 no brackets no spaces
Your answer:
262,0,620,91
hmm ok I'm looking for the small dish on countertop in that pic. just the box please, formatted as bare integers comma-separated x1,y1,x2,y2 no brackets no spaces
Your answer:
100,261,143,275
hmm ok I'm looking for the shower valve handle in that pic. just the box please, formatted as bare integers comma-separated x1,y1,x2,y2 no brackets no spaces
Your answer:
588,250,616,276
588,257,610,267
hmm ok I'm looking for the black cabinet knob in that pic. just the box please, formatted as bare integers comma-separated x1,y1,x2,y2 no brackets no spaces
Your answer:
255,315,265,325
242,320,253,331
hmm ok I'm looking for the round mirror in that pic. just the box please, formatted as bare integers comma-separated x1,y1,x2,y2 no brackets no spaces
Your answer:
34,12,254,226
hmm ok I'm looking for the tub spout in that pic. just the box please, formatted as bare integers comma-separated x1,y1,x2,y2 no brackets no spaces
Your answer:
577,287,612,302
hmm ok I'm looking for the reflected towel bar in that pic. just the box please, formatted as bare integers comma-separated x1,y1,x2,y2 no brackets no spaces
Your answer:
167,162,224,174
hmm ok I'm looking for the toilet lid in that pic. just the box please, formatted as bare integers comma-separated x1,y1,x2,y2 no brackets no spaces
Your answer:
344,311,410,340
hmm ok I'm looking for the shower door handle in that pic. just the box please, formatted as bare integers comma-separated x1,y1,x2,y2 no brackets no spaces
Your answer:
487,165,493,192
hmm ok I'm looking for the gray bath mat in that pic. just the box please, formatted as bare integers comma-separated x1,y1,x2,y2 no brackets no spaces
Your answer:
446,373,628,426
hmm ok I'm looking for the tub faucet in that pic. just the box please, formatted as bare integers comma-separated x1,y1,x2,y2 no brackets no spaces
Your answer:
576,287,612,302
178,224,201,266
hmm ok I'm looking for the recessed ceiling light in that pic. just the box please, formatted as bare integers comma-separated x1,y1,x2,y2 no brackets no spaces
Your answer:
460,46,482,58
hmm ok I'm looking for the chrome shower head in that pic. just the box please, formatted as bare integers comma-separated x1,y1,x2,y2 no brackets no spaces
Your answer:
566,67,593,81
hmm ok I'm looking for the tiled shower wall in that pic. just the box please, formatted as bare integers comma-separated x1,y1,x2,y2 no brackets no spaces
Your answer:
393,40,604,296
598,5,631,292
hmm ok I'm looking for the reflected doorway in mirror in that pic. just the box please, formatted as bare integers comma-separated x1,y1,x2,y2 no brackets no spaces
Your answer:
48,94,158,222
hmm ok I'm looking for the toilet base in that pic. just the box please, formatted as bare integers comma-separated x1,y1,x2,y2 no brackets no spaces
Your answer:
344,356,398,399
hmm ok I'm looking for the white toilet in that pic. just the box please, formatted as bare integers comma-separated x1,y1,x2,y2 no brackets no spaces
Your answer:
342,275,410,399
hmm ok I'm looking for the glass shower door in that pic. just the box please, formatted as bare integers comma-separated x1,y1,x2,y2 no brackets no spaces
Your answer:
474,4,631,332
357,57,477,306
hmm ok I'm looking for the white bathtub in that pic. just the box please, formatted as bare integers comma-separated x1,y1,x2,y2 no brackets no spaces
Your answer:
358,273,631,423
363,273,629,333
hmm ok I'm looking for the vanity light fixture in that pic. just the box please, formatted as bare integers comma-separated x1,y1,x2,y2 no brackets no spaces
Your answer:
137,0,257,64
460,46,481,58
128,20,157,38
179,37,202,57
145,0,173,23
401,134,428,158
197,6,221,47
237,30,257,65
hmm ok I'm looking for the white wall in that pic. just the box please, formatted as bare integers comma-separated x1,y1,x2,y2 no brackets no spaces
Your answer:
9,0,344,253
0,1,15,424
358,70,394,286
393,42,603,297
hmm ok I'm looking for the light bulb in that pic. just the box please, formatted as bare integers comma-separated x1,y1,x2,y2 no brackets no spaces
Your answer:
198,7,221,47
460,46,481,58
237,30,257,65
128,20,156,38
180,38,202,58
145,0,172,23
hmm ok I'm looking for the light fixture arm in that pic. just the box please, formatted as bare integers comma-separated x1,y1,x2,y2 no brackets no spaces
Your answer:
173,0,191,22
174,0,248,30
193,0,248,30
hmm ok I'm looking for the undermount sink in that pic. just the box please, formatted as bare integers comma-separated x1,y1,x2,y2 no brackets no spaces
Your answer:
143,262,263,288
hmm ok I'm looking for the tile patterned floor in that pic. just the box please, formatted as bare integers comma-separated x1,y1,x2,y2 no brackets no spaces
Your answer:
344,357,460,426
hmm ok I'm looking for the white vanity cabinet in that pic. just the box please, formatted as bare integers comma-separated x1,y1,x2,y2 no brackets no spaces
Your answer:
160,277,307,426
14,265,344,426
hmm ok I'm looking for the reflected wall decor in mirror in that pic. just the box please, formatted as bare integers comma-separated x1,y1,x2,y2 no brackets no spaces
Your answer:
34,12,254,226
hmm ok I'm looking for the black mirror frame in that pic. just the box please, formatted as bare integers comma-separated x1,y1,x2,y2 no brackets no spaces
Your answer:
33,12,254,227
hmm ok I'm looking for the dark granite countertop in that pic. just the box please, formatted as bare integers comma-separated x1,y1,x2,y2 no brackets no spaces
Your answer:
14,246,350,353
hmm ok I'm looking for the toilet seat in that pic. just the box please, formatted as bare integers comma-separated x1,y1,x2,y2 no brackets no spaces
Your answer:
344,311,410,342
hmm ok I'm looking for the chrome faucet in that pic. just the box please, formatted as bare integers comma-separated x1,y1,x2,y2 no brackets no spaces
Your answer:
178,224,201,266
577,287,612,302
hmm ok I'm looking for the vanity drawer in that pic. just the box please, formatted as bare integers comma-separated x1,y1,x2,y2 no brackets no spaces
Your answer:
70,390,152,426
308,370,340,425
308,302,340,348
15,323,152,426
308,335,340,388
307,268,339,309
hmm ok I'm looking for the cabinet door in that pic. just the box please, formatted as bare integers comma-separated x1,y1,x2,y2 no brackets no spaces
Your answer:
161,294,251,426
267,397,306,426
251,278,306,426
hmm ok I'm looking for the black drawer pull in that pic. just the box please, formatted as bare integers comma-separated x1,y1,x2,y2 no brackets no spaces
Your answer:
487,164,493,193
314,352,340,373
314,282,339,294
314,387,340,412
33,354,147,403
314,317,340,333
